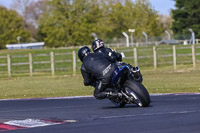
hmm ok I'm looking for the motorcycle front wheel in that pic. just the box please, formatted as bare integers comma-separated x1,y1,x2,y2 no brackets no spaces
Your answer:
123,79,150,107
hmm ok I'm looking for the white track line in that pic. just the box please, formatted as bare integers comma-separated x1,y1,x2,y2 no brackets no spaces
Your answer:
0,96,93,101
151,93,200,96
0,93,200,102
99,110,200,119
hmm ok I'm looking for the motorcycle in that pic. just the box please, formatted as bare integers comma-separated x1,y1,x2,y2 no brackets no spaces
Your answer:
106,63,150,107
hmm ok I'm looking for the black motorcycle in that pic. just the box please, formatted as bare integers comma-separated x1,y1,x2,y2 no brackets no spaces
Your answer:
107,63,150,107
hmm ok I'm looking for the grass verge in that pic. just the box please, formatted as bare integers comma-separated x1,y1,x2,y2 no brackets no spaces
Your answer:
0,70,200,99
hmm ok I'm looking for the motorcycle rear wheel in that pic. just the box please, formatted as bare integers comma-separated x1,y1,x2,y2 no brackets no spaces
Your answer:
123,79,150,107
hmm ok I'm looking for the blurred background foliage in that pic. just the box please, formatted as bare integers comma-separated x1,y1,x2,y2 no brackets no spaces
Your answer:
172,0,200,39
0,6,30,49
0,0,199,48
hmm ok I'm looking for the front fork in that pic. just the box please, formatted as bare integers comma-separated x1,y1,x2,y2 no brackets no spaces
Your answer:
121,88,142,106
120,90,134,104
121,90,129,99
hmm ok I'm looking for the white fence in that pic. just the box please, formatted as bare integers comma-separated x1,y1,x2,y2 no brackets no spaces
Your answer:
117,45,200,70
0,51,77,78
0,45,200,78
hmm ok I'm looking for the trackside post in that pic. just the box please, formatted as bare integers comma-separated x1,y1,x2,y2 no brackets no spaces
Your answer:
134,48,138,66
173,46,176,71
29,53,33,77
7,54,11,78
73,51,76,75
192,45,196,69
50,52,55,76
153,46,157,71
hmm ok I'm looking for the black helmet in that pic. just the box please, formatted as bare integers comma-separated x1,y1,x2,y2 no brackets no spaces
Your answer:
92,39,105,52
78,46,91,62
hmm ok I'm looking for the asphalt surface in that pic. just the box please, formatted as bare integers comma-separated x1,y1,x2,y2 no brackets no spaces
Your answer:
0,94,200,133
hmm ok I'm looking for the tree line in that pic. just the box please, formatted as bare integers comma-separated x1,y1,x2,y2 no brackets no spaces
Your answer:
0,0,199,49
172,0,200,39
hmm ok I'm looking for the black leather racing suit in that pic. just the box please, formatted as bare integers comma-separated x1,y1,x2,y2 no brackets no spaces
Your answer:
95,47,122,63
95,47,143,83
81,52,117,99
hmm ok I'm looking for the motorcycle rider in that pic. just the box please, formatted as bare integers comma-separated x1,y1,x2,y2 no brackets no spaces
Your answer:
78,46,121,99
92,39,143,83
91,39,122,63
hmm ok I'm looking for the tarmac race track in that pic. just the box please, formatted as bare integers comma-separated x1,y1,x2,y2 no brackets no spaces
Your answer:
0,94,200,133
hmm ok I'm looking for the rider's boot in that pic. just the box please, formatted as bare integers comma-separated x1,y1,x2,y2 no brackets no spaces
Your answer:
96,91,122,99
95,92,109,99
107,92,122,98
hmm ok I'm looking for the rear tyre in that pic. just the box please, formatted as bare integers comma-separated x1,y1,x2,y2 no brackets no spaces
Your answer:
123,79,150,107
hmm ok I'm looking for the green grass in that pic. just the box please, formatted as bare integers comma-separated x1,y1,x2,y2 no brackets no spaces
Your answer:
0,70,200,100
143,70,200,93
0,75,93,99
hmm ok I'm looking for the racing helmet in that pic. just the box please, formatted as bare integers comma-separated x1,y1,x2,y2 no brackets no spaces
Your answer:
78,46,91,62
92,39,105,52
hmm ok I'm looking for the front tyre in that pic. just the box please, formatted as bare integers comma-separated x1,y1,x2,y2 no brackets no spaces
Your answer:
123,80,150,107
